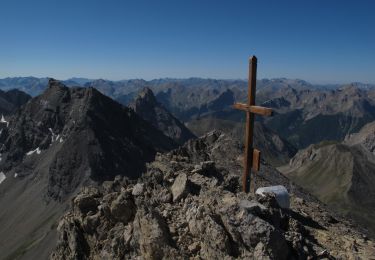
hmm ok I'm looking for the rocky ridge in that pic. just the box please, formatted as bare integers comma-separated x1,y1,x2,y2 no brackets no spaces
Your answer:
345,121,375,154
51,131,375,259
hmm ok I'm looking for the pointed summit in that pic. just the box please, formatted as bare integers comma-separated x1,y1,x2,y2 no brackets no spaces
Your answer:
129,88,195,145
137,87,158,104
48,78,66,88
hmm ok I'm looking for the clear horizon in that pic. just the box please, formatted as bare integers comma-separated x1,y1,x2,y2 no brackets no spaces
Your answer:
1,0,374,84
1,75,373,86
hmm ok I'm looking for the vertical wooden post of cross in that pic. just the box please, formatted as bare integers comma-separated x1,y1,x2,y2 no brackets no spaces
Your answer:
233,56,273,193
244,56,257,193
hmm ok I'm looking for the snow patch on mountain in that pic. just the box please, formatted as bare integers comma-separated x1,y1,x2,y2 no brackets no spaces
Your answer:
0,172,6,184
26,147,41,156
0,115,9,127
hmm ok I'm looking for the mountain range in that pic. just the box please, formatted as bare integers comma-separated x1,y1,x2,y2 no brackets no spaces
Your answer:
2,77,375,151
1,77,375,258
2,77,375,167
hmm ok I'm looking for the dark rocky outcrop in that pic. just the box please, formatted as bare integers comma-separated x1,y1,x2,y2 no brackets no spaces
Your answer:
0,88,31,116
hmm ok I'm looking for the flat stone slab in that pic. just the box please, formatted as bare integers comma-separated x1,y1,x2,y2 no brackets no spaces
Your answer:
256,185,290,209
239,200,267,215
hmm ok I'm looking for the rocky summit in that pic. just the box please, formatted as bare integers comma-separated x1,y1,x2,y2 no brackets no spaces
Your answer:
51,131,375,259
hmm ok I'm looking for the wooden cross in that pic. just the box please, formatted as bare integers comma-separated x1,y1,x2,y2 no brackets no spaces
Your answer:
233,56,273,193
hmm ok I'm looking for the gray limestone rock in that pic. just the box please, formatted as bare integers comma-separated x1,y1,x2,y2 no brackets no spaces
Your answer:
171,173,191,202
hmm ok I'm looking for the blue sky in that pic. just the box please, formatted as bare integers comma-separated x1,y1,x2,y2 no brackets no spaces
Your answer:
0,0,374,83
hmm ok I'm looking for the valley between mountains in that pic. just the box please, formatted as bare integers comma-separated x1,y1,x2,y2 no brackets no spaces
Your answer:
0,78,375,259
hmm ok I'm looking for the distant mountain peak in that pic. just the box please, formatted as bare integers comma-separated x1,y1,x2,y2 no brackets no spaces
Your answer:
129,88,195,145
137,87,158,105
48,78,67,89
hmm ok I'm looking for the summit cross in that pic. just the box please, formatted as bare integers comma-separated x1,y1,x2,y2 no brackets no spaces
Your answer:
233,56,273,193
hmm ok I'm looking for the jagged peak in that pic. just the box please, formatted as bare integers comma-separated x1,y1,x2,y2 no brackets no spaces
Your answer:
136,87,157,105
43,79,107,104
48,78,67,89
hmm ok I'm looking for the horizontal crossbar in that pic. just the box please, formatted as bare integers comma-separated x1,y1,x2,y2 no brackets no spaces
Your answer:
233,103,273,116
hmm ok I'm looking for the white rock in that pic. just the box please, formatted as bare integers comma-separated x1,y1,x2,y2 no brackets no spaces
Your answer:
0,115,9,127
256,185,290,209
132,183,145,196
49,128,58,142
0,172,6,184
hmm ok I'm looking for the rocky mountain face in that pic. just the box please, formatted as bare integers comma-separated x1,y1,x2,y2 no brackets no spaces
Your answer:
0,79,175,199
0,88,31,116
258,83,374,118
280,122,375,236
51,131,375,259
128,88,196,145
344,121,375,153
0,79,176,259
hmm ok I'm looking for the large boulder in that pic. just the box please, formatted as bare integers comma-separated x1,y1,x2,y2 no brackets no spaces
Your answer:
132,208,175,260
171,173,191,202
110,192,136,224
